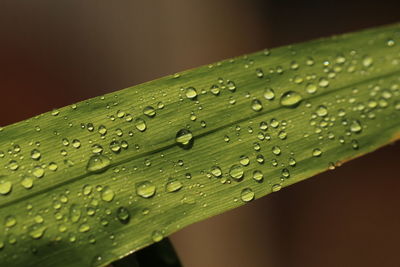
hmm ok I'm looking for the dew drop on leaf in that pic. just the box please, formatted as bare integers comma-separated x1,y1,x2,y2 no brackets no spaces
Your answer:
86,155,111,173
252,170,263,182
263,88,275,100
185,87,198,99
152,230,163,242
175,129,194,149
0,180,12,195
350,120,362,133
116,207,130,224
280,91,303,108
240,188,255,202
229,164,244,180
165,178,183,193
143,106,156,117
136,181,156,198
101,186,115,202
135,118,147,132
251,99,263,112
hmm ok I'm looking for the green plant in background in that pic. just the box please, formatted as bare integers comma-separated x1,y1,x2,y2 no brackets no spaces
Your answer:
0,23,399,267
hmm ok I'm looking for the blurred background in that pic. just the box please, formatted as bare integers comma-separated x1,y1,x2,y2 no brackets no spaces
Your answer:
1,1,400,266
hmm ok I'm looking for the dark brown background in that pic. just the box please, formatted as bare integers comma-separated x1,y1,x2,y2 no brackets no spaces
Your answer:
0,1,399,267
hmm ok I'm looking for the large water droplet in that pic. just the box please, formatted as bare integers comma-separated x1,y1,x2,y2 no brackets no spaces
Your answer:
136,181,156,198
280,91,302,108
29,224,47,239
86,155,111,173
176,129,194,149
21,177,33,189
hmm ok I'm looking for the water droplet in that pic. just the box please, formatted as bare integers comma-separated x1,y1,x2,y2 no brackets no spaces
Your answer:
72,139,81,148
86,155,111,173
136,181,156,198
185,87,198,99
29,224,47,239
109,141,121,153
387,39,395,47
250,99,263,112
241,188,255,202
252,170,263,182
210,84,220,95
176,129,194,149
272,184,282,192
318,78,329,88
278,130,287,140
152,230,163,242
0,180,12,195
79,223,91,233
350,120,362,133
229,164,244,180
351,139,359,150
210,166,222,177
280,91,302,108
101,186,115,202
239,155,250,166
143,106,156,117
316,105,328,117
288,157,297,166
165,178,183,193
306,83,317,94
69,204,82,223
48,162,58,171
312,148,322,157
98,125,108,135
31,149,41,160
272,146,281,155
281,168,290,178
362,56,373,67
135,118,147,132
32,166,44,178
227,80,236,92
263,88,275,100
116,207,130,224
5,215,17,228
8,160,19,171
255,68,264,78
21,177,33,189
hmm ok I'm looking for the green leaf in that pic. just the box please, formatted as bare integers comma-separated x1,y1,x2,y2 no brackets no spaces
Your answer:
0,23,399,266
